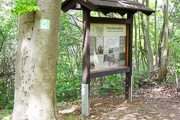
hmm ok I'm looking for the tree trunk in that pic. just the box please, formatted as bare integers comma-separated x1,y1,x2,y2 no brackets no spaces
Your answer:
134,0,138,71
140,0,149,70
155,0,158,69
158,22,164,67
12,0,61,119
158,0,168,82
138,12,145,71
171,52,179,87
146,0,154,76
140,37,145,72
140,13,148,70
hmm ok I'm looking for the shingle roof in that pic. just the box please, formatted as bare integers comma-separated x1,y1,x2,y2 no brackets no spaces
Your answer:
62,0,155,16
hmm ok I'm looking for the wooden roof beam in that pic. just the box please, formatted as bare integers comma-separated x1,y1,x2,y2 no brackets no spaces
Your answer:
62,0,78,12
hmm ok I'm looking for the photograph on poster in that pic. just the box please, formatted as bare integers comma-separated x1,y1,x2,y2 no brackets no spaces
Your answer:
90,23,127,71
90,37,96,55
90,55,104,70
104,37,119,54
96,36,104,54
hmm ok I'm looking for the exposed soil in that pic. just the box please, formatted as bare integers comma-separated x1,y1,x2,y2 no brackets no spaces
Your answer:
59,85,180,120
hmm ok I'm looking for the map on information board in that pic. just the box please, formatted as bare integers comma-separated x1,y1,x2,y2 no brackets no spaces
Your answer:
90,23,127,71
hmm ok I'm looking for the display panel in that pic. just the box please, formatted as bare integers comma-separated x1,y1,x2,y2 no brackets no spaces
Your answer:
90,23,127,71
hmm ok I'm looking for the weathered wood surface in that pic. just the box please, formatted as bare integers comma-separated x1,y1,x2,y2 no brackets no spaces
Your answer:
90,67,130,79
82,8,90,84
90,17,131,24
61,0,78,12
62,0,155,16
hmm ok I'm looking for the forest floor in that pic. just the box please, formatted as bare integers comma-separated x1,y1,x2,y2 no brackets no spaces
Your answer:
59,84,180,120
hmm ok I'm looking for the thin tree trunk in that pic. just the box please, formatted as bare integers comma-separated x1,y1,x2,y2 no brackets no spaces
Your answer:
140,38,145,72
136,0,139,71
140,13,146,53
12,0,61,119
158,0,169,82
138,12,145,71
140,13,148,70
140,0,149,71
134,3,138,71
171,52,179,87
146,0,154,76
158,22,165,67
155,0,158,69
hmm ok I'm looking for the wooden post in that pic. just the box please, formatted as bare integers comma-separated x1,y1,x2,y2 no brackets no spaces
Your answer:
125,13,134,102
82,8,90,116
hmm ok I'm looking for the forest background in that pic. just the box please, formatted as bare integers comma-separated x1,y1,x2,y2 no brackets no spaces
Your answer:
0,0,180,118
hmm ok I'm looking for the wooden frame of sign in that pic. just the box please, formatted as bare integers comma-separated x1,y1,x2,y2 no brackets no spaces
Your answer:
89,17,131,79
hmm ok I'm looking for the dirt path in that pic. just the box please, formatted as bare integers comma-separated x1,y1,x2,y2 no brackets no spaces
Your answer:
59,85,180,120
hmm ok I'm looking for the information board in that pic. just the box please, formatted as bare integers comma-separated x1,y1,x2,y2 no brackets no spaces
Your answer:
90,23,127,71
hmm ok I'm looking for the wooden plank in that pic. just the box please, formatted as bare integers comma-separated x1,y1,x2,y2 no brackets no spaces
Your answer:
90,66,127,73
90,17,131,24
90,67,130,79
125,13,133,102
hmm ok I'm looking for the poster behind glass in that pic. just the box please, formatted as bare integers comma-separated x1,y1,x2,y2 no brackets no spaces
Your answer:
90,23,126,71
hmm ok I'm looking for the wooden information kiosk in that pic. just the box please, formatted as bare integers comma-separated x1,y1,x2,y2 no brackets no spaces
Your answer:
61,0,155,116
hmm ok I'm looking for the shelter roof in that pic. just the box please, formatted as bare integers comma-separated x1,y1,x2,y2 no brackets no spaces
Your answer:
62,0,155,16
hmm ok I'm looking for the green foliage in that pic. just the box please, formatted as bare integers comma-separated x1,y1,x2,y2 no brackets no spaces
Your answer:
142,78,149,82
133,70,143,88
66,115,74,120
79,115,83,118
0,91,14,109
100,74,125,94
11,0,40,15
0,109,13,119
151,82,157,85
168,33,180,80
119,113,123,116
133,70,158,89
0,0,18,111
137,108,144,111
56,11,83,102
